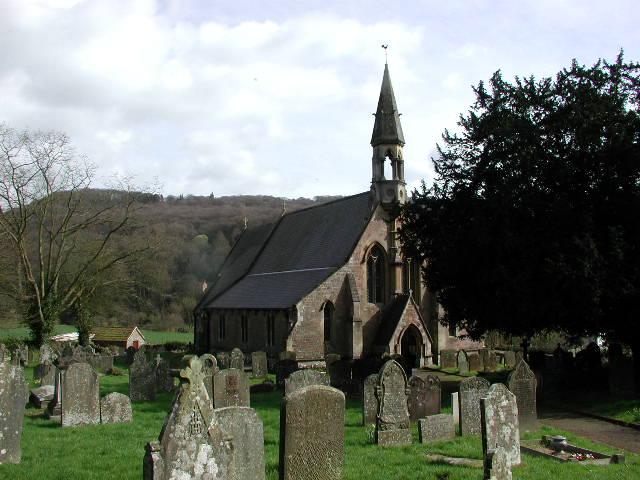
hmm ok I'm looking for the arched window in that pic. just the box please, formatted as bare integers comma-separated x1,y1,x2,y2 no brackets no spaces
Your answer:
367,245,386,304
323,301,334,342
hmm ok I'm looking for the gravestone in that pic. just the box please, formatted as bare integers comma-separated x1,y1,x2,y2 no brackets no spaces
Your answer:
279,351,296,361
88,354,114,373
46,371,63,420
362,373,379,426
515,351,524,365
251,351,268,378
452,392,460,428
155,356,174,393
460,376,490,436
407,375,441,421
30,384,55,408
507,360,537,432
61,362,100,427
457,350,470,374
34,361,56,385
440,349,457,369
230,348,244,371
143,356,234,480
40,343,56,364
480,349,497,372
481,383,521,467
129,349,156,402
375,360,412,446
285,369,329,395
275,359,298,387
0,343,6,363
200,354,218,403
328,359,352,389
216,351,230,369
0,361,29,463
504,351,516,369
215,406,265,480
279,385,345,480
418,414,455,443
468,352,483,371
125,346,136,365
100,392,133,424
484,447,512,480
213,368,250,408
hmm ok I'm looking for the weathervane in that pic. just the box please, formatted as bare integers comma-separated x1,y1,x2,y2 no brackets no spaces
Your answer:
381,44,388,63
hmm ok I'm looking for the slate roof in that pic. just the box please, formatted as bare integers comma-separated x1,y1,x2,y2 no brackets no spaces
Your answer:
370,63,405,147
202,192,374,310
373,294,411,346
91,326,144,343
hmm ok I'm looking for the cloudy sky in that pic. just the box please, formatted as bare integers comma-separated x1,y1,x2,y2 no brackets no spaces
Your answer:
2,0,639,198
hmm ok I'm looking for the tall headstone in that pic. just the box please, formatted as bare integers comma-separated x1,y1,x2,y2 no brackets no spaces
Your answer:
34,361,56,385
285,369,329,395
251,351,268,378
362,373,379,426
460,376,490,436
201,354,219,403
61,362,100,427
215,351,230,369
503,351,516,369
375,360,412,446
481,384,521,467
40,343,56,364
143,356,234,480
484,447,512,480
418,414,455,443
452,392,460,428
468,352,483,371
230,348,244,371
279,385,345,480
215,406,265,480
407,375,441,421
46,370,63,420
130,349,156,402
440,349,457,369
155,356,174,393
213,368,250,408
100,392,133,424
457,350,470,374
507,360,537,432
0,361,29,463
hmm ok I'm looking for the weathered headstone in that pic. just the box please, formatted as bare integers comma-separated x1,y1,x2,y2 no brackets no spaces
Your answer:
100,392,133,424
375,360,412,446
480,349,497,372
155,356,174,393
0,361,29,463
484,447,512,480
362,373,379,426
285,369,329,395
200,353,218,403
275,359,298,387
460,376,490,436
216,351,230,369
440,349,457,369
143,356,234,480
507,359,537,432
504,351,516,369
481,383,521,467
40,343,56,364
251,351,267,378
213,368,250,408
34,361,56,385
407,375,441,421
468,351,483,371
452,392,460,428
515,351,524,365
215,406,265,480
0,343,6,363
129,349,156,402
279,385,345,480
88,354,114,373
418,414,455,443
457,350,470,374
230,348,244,371
61,362,100,427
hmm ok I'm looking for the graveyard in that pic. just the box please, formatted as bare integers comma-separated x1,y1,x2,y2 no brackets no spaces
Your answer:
1,350,639,480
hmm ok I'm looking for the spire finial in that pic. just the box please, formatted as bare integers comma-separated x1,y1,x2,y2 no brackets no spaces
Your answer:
381,44,388,64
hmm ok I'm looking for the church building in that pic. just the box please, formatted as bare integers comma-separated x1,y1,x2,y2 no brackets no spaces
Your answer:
194,63,470,367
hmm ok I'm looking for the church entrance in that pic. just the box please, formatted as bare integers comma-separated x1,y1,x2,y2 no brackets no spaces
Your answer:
400,325,422,369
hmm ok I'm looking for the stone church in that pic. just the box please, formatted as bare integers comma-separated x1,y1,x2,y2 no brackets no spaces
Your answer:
194,63,470,367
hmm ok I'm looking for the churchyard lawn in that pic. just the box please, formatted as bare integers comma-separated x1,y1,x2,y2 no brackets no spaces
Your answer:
0,362,639,480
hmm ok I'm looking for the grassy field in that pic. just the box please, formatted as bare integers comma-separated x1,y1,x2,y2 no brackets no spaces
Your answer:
0,325,193,345
560,393,640,424
0,363,639,480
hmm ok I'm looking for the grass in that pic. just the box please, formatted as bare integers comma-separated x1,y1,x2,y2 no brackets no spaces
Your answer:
0,325,193,345
560,392,640,424
1,364,639,480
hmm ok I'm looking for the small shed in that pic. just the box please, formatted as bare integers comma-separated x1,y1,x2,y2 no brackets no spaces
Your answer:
91,326,147,350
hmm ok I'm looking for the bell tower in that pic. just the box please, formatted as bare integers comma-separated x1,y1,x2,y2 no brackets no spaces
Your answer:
370,62,407,206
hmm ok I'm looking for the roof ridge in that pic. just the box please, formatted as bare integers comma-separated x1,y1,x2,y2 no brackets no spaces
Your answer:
281,191,370,218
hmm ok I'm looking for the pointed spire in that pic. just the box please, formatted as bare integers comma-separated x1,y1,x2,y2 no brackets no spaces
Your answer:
370,63,405,147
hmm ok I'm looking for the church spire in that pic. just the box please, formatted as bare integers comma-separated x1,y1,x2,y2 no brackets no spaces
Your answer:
370,63,405,147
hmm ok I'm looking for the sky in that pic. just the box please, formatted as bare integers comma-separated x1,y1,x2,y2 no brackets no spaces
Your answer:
2,0,639,198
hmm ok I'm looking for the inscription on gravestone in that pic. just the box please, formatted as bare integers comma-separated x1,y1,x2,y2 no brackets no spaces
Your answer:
213,368,250,408
279,385,345,480
362,373,379,426
375,360,412,446
481,383,521,467
100,392,133,424
418,414,455,443
507,360,537,432
215,406,265,480
460,376,490,436
61,362,100,427
407,375,441,421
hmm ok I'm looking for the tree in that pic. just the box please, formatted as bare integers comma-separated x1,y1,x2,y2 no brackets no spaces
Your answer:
0,125,146,345
399,53,640,353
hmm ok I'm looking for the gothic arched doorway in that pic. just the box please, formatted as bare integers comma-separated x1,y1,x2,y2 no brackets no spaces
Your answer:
400,325,422,369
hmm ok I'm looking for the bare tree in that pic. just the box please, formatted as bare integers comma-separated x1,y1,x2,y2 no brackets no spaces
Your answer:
0,124,146,345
